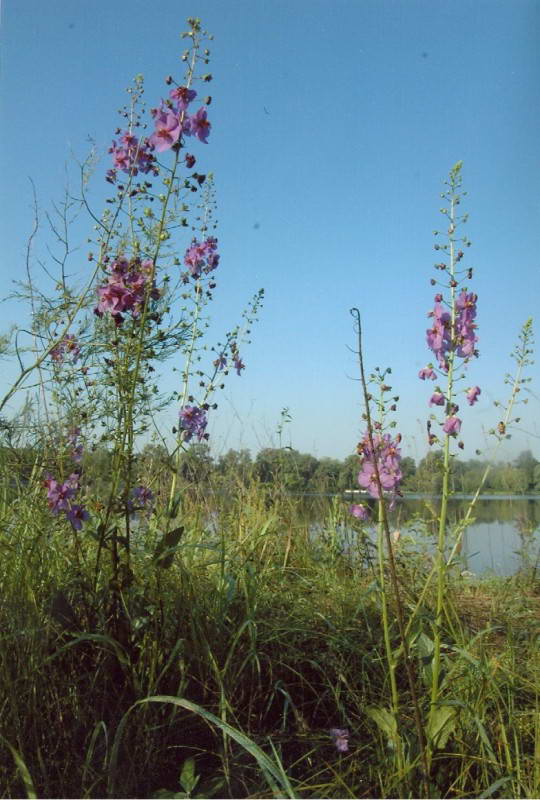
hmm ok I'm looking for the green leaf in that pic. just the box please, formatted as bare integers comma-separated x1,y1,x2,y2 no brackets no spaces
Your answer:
168,491,183,518
479,776,513,798
427,705,457,750
109,695,297,799
473,715,497,762
0,735,36,799
365,707,399,749
153,527,184,569
179,757,199,795
415,632,434,659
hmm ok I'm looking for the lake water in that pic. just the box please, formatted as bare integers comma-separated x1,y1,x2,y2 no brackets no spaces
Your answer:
316,495,540,577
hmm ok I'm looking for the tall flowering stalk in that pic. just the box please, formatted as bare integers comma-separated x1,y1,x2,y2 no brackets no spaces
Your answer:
419,162,479,741
350,309,429,792
4,18,264,638
349,368,407,784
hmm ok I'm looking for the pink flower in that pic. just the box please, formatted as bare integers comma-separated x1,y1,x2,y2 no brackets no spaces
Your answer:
169,86,197,110
349,504,369,521
149,109,182,152
65,505,89,531
466,385,481,406
179,406,208,442
330,728,349,753
418,366,437,380
442,416,462,436
94,257,159,324
189,107,211,143
429,392,445,407
108,131,157,180
183,237,219,280
50,334,81,364
233,357,245,376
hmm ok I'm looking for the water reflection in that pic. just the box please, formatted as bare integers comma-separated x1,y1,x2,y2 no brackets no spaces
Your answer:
314,496,540,577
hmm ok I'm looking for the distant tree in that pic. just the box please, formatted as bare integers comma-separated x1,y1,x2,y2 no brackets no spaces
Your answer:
503,465,529,494
338,453,360,492
178,442,214,484
310,457,341,492
216,448,253,484
254,448,318,492
139,443,169,468
413,451,444,494
400,456,416,489
514,450,539,492
534,463,540,492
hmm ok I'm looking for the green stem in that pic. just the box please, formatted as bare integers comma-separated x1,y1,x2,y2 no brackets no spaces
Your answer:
429,185,458,736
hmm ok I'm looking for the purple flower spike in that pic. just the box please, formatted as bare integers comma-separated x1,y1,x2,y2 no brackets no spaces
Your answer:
330,728,349,753
355,432,403,506
183,237,219,280
455,290,478,358
349,504,369,521
466,386,481,406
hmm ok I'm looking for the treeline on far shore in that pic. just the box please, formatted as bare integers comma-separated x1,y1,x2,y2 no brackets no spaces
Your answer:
5,443,540,496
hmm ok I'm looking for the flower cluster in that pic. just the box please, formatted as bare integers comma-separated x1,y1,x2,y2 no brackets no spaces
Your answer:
329,728,350,753
455,289,478,359
106,82,210,181
50,334,81,364
350,431,403,517
94,257,160,326
149,87,210,153
182,236,219,281
426,293,451,370
422,288,480,440
44,472,89,531
179,405,208,442
425,289,479,371
213,344,245,376
106,131,158,184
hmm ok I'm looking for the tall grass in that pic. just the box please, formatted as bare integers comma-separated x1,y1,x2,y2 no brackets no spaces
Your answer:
1,456,538,798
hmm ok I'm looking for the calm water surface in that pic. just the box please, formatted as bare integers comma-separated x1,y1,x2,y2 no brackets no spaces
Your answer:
316,495,540,577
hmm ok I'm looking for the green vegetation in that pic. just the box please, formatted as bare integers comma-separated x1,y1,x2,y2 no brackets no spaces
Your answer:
133,443,540,496
1,448,539,799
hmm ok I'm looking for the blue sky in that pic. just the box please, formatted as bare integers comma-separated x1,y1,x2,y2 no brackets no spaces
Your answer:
1,0,539,461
